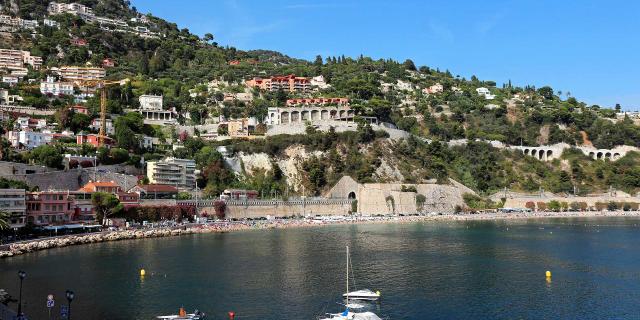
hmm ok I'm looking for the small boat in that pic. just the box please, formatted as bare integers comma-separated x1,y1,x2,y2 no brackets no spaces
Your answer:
320,310,382,320
343,289,381,301
157,307,205,320
318,246,383,320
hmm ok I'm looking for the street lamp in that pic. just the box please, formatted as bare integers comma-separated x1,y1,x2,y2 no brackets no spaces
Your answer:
17,270,26,316
65,290,75,320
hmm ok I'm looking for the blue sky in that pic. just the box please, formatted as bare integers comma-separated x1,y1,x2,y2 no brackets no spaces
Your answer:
131,0,640,110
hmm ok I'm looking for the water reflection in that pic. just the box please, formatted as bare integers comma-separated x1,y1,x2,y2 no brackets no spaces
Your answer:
1,217,640,319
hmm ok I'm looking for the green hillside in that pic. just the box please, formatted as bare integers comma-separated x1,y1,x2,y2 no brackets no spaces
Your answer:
1,0,639,198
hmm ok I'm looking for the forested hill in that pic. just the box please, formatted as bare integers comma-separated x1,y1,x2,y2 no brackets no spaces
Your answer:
2,0,640,200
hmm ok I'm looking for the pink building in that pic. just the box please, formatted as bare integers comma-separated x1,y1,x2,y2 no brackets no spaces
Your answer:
70,105,89,115
77,133,115,148
246,74,311,93
26,191,93,225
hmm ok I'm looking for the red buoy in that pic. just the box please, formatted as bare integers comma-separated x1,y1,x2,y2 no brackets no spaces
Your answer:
228,311,235,319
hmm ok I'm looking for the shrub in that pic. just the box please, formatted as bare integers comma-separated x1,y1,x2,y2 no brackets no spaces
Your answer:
401,185,417,193
525,201,536,210
548,200,561,212
415,194,426,212
213,200,227,219
80,160,94,168
68,159,79,169
537,202,547,211
569,202,581,211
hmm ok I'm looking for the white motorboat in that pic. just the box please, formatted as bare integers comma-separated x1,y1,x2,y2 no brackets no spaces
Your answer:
320,311,382,320
343,289,381,301
157,308,205,319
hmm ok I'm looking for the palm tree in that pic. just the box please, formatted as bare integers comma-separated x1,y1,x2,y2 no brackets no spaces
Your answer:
0,210,10,230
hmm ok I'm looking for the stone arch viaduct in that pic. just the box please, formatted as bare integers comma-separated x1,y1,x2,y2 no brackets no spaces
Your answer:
509,143,634,162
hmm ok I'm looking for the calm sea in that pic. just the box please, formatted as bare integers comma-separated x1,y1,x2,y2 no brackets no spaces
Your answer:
1,217,640,319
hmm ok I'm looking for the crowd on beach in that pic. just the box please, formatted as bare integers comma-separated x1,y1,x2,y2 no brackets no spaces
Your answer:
3,210,640,258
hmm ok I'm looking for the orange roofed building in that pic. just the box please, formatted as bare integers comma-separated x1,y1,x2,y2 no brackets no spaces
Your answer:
79,180,121,193
246,74,310,93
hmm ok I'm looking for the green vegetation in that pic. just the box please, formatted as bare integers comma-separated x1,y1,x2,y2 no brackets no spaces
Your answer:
1,0,638,199
0,210,10,230
0,178,32,190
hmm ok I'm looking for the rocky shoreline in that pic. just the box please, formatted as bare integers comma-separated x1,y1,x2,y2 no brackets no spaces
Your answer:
3,211,640,259
0,227,206,258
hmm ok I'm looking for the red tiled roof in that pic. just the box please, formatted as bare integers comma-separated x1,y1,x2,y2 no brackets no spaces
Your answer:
78,181,120,192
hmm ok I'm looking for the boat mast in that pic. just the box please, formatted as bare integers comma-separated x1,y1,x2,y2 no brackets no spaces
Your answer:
346,245,349,307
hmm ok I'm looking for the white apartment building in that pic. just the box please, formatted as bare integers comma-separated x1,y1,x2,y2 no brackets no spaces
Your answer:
15,116,47,130
146,157,197,190
40,76,74,96
57,66,106,81
48,2,94,20
18,131,52,149
0,49,42,70
7,129,52,149
139,95,174,124
140,95,163,110
43,19,60,28
89,118,114,135
0,15,38,30
139,135,160,150
0,189,26,228
2,76,19,86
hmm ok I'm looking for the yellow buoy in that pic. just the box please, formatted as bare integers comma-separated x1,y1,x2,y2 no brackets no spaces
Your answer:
545,270,551,278
140,269,146,276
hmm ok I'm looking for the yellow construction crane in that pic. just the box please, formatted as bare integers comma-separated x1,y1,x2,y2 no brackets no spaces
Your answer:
20,77,129,146
73,78,129,146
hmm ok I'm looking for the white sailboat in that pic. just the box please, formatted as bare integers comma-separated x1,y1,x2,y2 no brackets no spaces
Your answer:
318,246,382,320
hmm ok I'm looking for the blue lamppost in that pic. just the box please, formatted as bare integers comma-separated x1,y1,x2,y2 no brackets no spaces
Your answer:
17,270,26,316
65,290,75,320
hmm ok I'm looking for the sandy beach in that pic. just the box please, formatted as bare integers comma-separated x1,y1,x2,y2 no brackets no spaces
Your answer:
2,210,640,258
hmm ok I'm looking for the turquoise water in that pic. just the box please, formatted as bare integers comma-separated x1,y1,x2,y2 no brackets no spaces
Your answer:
2,217,640,319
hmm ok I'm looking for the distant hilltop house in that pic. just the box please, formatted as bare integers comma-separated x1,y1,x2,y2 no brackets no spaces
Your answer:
89,117,115,135
0,14,39,31
0,49,42,71
139,95,176,124
76,132,115,148
48,2,94,19
70,105,89,115
381,80,415,93
0,88,23,105
422,83,444,95
246,74,311,93
476,87,496,100
70,38,88,46
47,2,160,39
310,75,331,90
102,58,116,68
